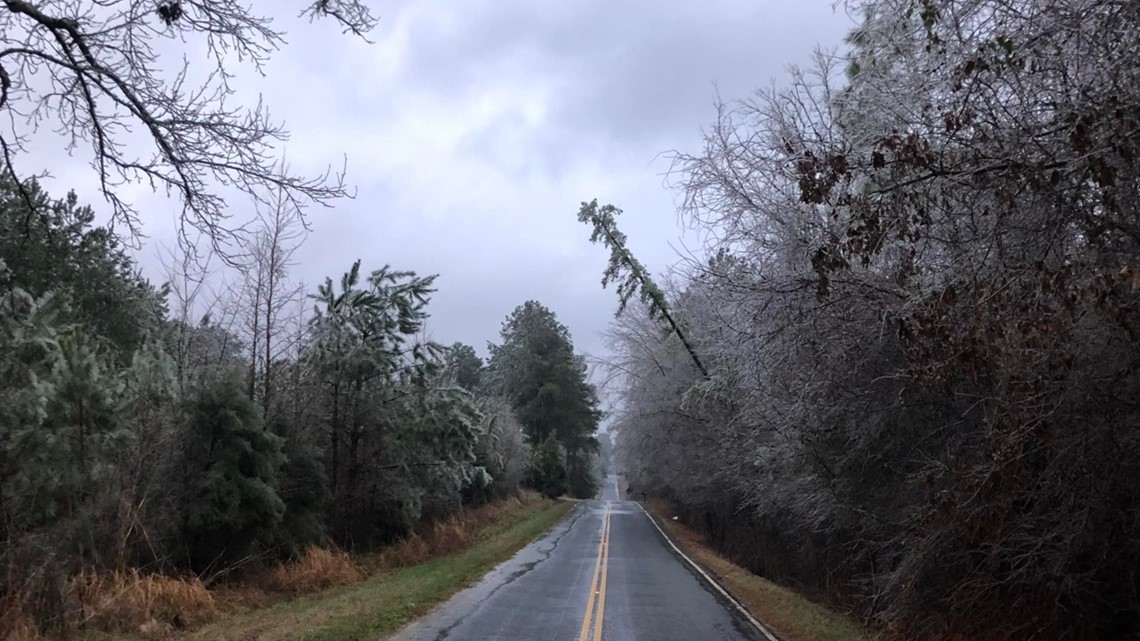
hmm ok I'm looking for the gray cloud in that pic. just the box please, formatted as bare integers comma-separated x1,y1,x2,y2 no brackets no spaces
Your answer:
36,0,855,366
398,1,852,154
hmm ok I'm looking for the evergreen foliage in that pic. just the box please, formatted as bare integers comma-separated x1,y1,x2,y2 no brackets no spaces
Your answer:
527,435,569,500
270,418,331,557
178,375,285,569
445,342,483,391
487,301,600,498
0,178,543,631
468,397,531,504
0,177,165,360
577,199,706,376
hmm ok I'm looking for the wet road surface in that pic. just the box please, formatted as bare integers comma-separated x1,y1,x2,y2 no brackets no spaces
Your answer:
387,476,766,641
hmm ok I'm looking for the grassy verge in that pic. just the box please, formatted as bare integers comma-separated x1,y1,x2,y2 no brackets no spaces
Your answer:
645,501,870,641
85,498,572,641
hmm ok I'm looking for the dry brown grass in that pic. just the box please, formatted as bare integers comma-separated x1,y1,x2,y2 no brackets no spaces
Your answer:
371,491,541,571
179,496,569,641
184,494,546,615
64,569,215,636
261,547,363,595
11,493,563,641
0,593,42,641
645,500,870,641
7,492,551,641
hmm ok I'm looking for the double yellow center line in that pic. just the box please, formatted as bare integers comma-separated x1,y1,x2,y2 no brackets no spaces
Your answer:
578,512,611,641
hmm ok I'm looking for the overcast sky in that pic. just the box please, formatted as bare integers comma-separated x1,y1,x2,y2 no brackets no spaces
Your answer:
36,0,854,365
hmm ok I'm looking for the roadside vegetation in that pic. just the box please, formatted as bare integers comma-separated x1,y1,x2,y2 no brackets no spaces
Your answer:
2,0,1135,640
0,174,600,638
647,500,868,641
72,494,571,641
0,2,603,636
587,1,1140,639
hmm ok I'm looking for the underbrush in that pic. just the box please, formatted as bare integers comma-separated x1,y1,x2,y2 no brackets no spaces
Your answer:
1,569,218,641
1,592,41,641
259,547,362,595
65,570,216,637
371,491,541,570
646,499,869,641
3,492,548,641
179,496,570,641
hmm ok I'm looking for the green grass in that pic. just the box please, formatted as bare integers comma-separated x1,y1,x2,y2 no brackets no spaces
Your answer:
159,501,570,641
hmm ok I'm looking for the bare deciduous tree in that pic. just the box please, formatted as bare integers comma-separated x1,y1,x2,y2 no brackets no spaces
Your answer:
237,179,305,417
609,1,1140,637
0,0,377,248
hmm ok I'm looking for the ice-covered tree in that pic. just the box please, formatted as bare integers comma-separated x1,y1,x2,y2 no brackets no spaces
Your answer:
0,0,377,249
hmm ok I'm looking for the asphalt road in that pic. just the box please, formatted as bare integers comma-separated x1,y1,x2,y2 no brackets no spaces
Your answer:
387,476,766,641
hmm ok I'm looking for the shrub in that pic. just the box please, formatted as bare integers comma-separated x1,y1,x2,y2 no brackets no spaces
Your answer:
374,491,541,570
526,435,569,499
0,592,41,641
262,547,362,594
178,375,286,570
65,569,215,634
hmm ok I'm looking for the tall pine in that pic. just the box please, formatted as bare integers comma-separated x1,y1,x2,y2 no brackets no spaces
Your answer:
487,301,600,498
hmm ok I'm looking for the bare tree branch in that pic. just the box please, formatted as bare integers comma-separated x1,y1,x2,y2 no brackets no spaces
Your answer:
0,0,378,257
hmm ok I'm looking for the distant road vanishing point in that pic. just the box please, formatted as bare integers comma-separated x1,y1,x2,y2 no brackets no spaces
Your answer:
387,476,771,641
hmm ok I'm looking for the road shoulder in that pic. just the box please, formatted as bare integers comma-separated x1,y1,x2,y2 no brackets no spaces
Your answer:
642,501,871,641
382,501,589,641
132,500,575,641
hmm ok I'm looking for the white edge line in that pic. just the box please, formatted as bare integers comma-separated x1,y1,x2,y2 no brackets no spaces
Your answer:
634,502,781,641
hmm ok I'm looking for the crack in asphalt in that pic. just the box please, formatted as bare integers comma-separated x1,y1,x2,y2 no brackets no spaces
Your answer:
430,503,588,641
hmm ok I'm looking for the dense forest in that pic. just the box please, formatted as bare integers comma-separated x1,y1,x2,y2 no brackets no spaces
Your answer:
0,176,602,632
599,0,1140,639
1,0,1138,639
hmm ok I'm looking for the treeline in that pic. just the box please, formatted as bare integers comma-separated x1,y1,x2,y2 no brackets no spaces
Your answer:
0,178,600,633
603,1,1140,639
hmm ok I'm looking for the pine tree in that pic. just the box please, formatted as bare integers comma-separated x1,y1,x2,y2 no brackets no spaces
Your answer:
0,176,166,361
487,301,600,498
445,342,483,391
528,435,569,500
178,374,285,569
